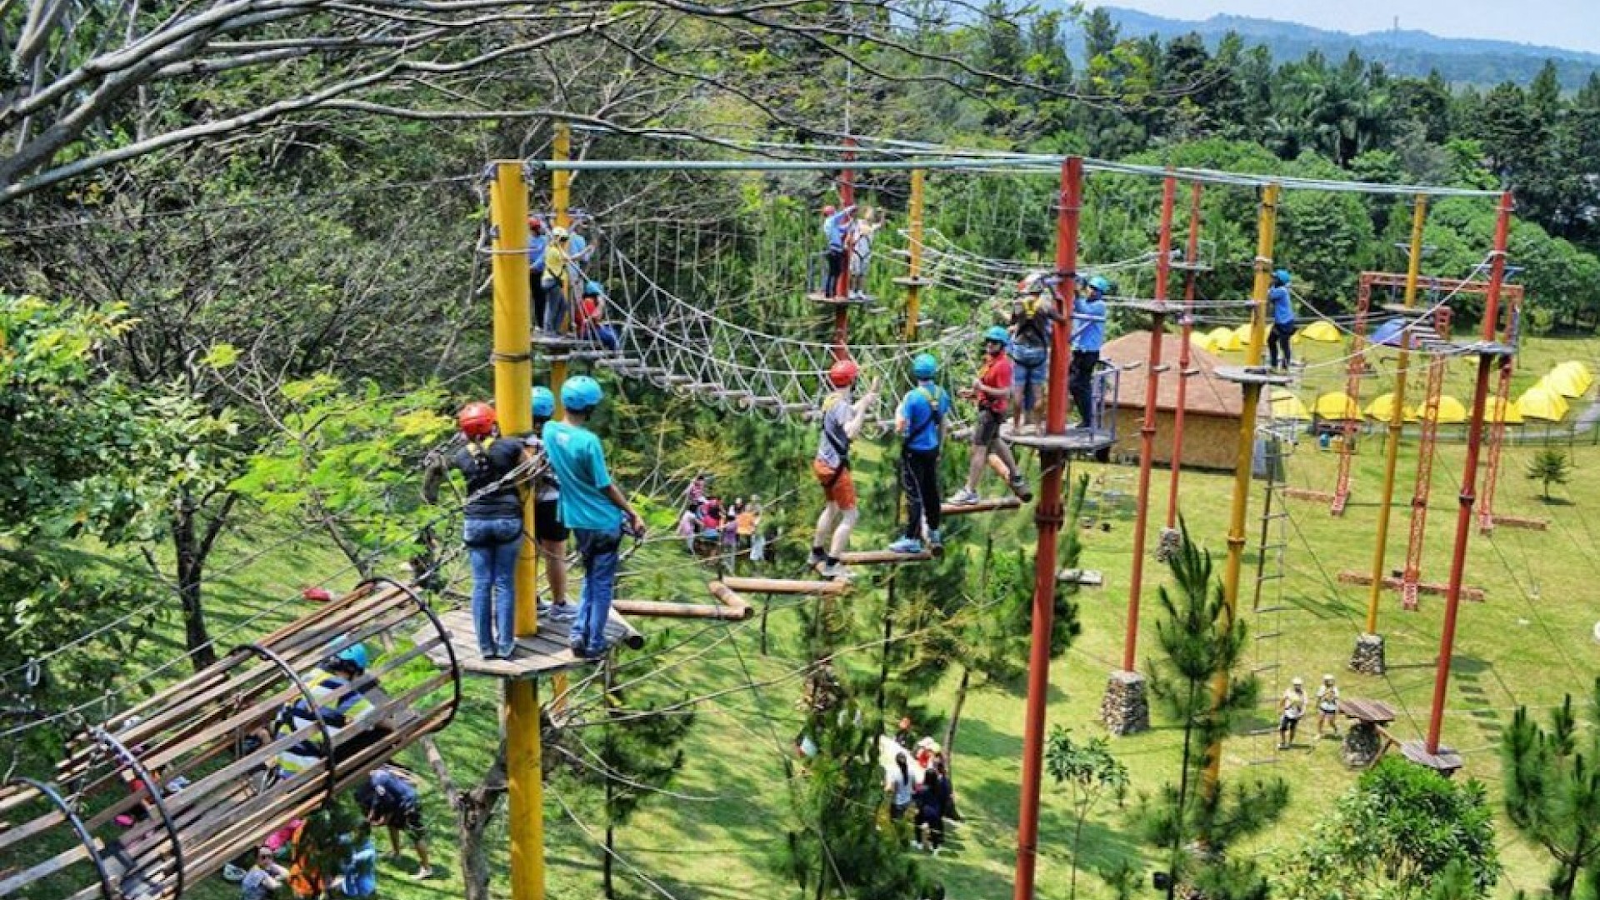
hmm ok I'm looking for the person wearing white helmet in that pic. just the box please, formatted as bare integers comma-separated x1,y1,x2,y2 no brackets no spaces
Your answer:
540,227,572,334
1315,673,1341,739
848,206,884,300
1279,676,1307,750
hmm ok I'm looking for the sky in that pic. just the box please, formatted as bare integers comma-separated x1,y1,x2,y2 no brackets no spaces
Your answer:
1090,0,1600,54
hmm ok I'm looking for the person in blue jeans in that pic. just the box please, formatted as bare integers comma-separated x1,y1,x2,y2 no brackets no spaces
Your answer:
820,203,856,298
1009,272,1066,432
423,402,527,659
1267,268,1297,371
542,376,646,659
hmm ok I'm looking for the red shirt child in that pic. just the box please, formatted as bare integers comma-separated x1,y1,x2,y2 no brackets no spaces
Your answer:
977,353,1013,415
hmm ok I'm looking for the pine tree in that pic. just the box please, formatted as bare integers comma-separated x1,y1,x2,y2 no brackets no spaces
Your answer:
1501,679,1600,899
1525,448,1572,501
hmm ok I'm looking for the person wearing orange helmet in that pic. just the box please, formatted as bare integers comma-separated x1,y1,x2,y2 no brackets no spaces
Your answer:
810,359,879,579
422,402,529,659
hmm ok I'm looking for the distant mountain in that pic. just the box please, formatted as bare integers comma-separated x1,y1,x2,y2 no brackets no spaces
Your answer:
1080,6,1600,89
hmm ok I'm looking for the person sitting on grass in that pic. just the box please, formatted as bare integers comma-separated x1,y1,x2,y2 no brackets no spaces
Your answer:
240,846,290,900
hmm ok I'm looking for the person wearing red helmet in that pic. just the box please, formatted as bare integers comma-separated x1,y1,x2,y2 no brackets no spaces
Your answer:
810,359,879,580
422,402,530,659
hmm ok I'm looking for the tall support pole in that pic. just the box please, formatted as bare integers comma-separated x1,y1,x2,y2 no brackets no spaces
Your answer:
1203,182,1279,797
833,139,857,359
1401,309,1452,611
1013,156,1082,900
488,161,545,900
1164,182,1204,534
1364,195,1428,635
550,123,573,412
1426,191,1514,757
903,168,926,342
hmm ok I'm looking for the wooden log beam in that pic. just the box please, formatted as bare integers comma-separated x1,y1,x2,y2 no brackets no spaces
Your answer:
838,550,934,565
707,581,752,619
612,600,747,621
940,497,1023,516
721,576,846,596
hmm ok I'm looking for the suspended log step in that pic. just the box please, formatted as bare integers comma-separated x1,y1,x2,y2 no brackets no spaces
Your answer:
721,576,846,596
595,356,642,368
531,333,586,349
1057,568,1105,587
1484,514,1548,531
839,549,934,565
419,605,642,680
807,292,875,306
941,497,1023,516
1282,487,1336,502
892,276,932,287
708,580,753,618
613,600,745,621
1004,428,1116,453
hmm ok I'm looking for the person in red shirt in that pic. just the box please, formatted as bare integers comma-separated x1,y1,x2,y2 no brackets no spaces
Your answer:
948,327,1032,505
575,281,621,352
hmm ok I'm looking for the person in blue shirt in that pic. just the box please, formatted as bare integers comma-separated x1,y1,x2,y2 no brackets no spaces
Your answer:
1070,276,1111,428
527,216,548,329
354,767,433,879
820,203,856,298
1267,268,1296,371
890,353,950,555
542,376,645,659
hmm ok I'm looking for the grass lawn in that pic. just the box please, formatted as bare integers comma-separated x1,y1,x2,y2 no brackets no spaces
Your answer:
87,333,1600,899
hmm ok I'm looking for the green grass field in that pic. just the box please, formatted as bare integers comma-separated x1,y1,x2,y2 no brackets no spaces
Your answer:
145,333,1600,900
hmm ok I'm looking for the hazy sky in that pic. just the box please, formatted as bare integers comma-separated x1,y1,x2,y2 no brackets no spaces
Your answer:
1091,0,1600,54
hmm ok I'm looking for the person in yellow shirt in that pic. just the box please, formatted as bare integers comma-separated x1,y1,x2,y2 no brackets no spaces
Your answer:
540,227,572,334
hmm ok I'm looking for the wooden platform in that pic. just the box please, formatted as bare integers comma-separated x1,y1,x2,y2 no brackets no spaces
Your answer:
806,292,875,306
720,576,846,596
1004,427,1116,453
417,606,641,681
1336,571,1486,603
941,496,1024,516
1399,739,1464,775
839,549,935,565
1057,569,1104,587
1215,365,1294,386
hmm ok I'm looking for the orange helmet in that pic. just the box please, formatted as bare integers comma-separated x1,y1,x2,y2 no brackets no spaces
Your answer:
828,359,859,388
457,402,496,438
822,204,837,217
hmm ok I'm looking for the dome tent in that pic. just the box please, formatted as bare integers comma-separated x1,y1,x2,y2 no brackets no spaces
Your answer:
1312,391,1361,420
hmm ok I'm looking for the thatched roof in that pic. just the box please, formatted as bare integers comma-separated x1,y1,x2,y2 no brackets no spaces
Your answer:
1099,330,1241,418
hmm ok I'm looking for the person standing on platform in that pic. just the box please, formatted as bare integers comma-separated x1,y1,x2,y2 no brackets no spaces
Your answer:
848,207,884,300
948,328,1031,506
1070,276,1110,429
890,353,949,554
820,203,857,299
540,227,572,335
1009,272,1065,433
543,376,646,659
1268,269,1297,371
528,216,549,329
810,359,879,580
527,386,573,623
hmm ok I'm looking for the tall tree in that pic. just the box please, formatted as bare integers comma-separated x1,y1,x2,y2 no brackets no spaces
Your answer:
1501,680,1600,899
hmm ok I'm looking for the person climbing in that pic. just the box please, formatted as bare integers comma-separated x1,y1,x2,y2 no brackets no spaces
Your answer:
890,353,949,554
575,280,620,352
1070,276,1110,429
810,358,880,579
1009,272,1065,433
948,327,1032,506
528,216,549,329
423,402,527,659
528,386,573,624
543,376,646,659
1279,676,1307,750
1268,268,1296,371
540,227,572,335
1315,673,1341,739
820,203,857,299
848,206,884,300
354,768,433,880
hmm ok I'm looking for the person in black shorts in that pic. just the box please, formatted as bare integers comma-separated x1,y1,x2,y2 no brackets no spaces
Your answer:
529,386,574,623
354,768,434,880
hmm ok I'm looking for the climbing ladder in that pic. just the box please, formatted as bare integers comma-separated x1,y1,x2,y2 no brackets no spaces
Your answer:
1330,279,1375,515
1401,308,1453,610
1245,409,1297,764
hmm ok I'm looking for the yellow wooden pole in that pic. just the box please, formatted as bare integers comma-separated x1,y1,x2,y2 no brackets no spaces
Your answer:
1204,181,1278,796
548,122,573,712
1364,194,1428,634
904,168,925,341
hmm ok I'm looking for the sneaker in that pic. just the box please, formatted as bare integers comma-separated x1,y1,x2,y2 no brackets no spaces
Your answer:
568,635,585,655
808,546,827,568
222,863,247,883
547,603,577,622
911,841,923,851
819,561,853,580
888,537,925,555
1009,475,1034,502
479,647,499,660
496,644,516,659
580,643,610,660
946,489,980,506
413,866,434,881
927,529,943,550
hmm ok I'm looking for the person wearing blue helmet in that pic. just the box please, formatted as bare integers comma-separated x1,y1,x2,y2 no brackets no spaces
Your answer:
1008,272,1066,433
948,327,1031,506
576,281,620,352
525,386,572,623
889,353,951,554
1268,269,1296,371
543,376,645,658
271,641,385,779
1070,276,1111,427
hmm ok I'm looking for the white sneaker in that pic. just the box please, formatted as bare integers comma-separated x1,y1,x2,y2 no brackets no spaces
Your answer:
819,562,853,580
911,841,923,851
946,489,980,506
547,603,577,622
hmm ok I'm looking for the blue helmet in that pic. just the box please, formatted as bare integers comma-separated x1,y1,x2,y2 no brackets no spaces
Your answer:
1087,275,1111,294
912,353,938,379
531,386,556,419
335,643,370,673
984,325,1010,344
583,280,604,297
561,375,604,412
1273,269,1291,286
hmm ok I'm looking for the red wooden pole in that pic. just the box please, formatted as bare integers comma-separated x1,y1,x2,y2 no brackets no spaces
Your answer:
1013,156,1081,900
833,139,856,359
1122,175,1176,672
1425,190,1513,756
1164,183,1203,531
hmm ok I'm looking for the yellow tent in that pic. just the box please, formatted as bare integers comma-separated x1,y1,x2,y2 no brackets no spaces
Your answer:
1232,323,1254,347
1426,395,1468,424
1366,392,1419,422
1191,332,1219,353
1545,364,1592,398
1269,388,1311,420
1299,321,1342,344
1534,376,1576,411
1487,395,1524,424
1518,385,1568,422
1312,391,1361,420
1209,326,1242,352
1556,360,1593,389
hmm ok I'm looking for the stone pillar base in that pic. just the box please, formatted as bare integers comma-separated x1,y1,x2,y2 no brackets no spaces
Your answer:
1100,670,1150,736
1350,632,1386,676
1342,722,1382,768
1155,527,1181,563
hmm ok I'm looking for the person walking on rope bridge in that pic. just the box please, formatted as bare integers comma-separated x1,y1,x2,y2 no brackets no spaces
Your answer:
528,216,549,329
1268,268,1297,371
890,353,949,555
1315,673,1341,739
540,227,573,335
820,203,856,299
948,328,1032,506
576,280,620,352
354,768,434,880
544,376,646,659
1070,276,1110,429
423,403,527,658
810,359,879,579
848,206,884,301
1009,272,1066,433
1279,676,1307,750
527,386,574,624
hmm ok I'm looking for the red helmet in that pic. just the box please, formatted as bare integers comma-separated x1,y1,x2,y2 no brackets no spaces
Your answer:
457,402,496,438
828,359,859,388
822,204,837,216
527,217,544,233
